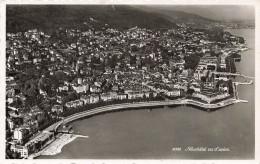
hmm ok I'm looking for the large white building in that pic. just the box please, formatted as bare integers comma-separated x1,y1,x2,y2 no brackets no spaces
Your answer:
10,145,28,158
13,128,28,142
192,92,230,103
65,100,84,108
51,105,64,113
166,89,181,97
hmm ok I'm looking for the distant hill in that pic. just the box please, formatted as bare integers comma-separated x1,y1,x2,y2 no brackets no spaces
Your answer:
6,5,177,33
132,5,255,21
132,6,219,28
156,9,218,23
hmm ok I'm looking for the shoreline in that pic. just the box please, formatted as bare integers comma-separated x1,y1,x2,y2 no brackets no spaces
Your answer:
28,134,79,159
28,94,252,159
27,78,253,159
33,98,248,159
31,100,239,158
40,134,78,156
52,99,231,131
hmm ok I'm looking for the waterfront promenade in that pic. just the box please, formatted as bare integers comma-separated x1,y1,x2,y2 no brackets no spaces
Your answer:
50,99,238,132
26,97,245,159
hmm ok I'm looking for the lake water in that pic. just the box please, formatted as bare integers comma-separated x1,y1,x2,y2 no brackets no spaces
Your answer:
40,29,255,159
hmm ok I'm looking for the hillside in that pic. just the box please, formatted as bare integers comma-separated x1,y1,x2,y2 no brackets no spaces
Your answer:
6,5,177,33
132,6,219,28
156,10,218,23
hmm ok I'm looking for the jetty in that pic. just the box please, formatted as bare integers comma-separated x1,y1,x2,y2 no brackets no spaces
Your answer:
233,80,253,85
211,71,254,79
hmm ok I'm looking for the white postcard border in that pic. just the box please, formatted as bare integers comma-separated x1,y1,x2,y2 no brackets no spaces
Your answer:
0,0,259,164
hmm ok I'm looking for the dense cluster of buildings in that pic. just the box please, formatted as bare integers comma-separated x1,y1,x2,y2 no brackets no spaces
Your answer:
6,19,246,158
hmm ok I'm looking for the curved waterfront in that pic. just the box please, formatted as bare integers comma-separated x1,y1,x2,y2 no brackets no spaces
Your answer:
39,29,255,159
51,99,237,132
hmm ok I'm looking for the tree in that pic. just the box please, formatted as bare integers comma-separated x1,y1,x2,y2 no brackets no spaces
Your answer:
38,76,52,95
184,53,202,70
131,45,138,52
11,151,21,159
201,76,206,83
143,94,147,99
27,86,37,96
67,92,78,101
10,98,22,108
61,97,69,105
227,79,233,95
187,88,195,95
216,79,224,88
24,83,39,106
148,92,154,100
107,55,117,68
55,71,68,82
43,105,52,113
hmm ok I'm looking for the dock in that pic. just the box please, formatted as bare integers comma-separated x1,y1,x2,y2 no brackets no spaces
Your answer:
235,100,248,103
233,80,253,85
75,134,89,138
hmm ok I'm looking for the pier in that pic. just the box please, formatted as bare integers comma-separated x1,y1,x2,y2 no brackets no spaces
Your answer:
75,134,89,138
235,100,248,103
233,80,253,85
211,71,254,79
